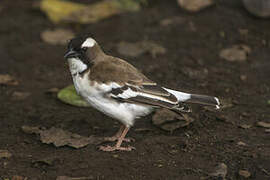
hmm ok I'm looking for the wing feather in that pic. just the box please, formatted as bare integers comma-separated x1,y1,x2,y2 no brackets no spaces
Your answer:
109,84,190,112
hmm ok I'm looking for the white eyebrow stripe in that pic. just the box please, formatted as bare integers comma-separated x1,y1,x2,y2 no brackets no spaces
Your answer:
81,38,96,48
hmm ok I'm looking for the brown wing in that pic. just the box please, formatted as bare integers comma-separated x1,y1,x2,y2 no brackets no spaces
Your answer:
89,56,155,86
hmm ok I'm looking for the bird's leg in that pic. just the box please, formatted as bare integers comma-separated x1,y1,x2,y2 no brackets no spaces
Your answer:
99,126,136,152
103,125,134,142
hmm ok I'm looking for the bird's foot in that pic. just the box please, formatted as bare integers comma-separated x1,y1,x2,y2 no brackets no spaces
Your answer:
103,136,135,143
99,145,136,152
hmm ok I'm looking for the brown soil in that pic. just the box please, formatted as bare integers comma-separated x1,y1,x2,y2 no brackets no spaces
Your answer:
0,0,269,179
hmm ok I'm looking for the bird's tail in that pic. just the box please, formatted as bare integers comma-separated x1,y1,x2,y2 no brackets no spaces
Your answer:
164,88,220,109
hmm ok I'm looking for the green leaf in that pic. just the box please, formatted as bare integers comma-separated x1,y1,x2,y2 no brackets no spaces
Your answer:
57,85,91,107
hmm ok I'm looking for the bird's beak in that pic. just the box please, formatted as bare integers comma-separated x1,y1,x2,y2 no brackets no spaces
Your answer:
64,50,80,59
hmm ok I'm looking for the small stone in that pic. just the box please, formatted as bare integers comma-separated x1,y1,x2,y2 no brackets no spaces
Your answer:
177,0,215,12
239,170,251,178
238,124,252,129
219,44,251,62
237,141,247,146
0,150,12,159
240,75,247,81
257,121,270,128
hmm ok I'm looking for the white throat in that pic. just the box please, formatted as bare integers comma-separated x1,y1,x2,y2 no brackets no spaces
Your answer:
67,58,87,76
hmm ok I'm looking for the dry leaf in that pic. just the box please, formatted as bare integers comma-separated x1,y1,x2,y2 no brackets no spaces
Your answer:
257,121,270,128
41,29,74,45
152,109,193,132
0,74,18,85
239,170,251,178
22,126,103,148
0,150,12,159
40,0,140,24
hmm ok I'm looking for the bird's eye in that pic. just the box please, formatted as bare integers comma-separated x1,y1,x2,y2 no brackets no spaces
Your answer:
82,47,87,51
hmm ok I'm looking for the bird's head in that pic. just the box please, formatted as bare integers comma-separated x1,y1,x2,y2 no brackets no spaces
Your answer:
64,36,103,66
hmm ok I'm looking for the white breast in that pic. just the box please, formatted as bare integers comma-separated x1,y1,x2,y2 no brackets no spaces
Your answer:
67,58,152,127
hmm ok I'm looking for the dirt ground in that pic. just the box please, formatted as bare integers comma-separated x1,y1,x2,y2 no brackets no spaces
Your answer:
0,0,269,179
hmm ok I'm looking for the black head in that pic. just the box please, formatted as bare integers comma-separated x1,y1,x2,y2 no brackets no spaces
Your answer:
64,36,98,65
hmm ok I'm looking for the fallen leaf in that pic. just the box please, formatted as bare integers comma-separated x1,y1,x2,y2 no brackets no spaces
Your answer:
40,0,140,24
238,124,252,129
177,0,215,12
22,126,103,148
239,170,251,178
57,85,91,107
0,150,12,159
0,74,18,85
209,163,227,179
219,44,251,62
257,121,270,128
117,41,166,58
152,109,193,132
41,29,74,45
243,0,270,18
57,176,94,180
12,91,31,100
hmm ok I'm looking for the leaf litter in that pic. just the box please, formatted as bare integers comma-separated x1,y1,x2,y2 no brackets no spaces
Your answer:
152,108,193,132
0,74,18,86
21,126,103,148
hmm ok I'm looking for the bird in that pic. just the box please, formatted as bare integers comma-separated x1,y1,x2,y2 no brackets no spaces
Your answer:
64,36,220,152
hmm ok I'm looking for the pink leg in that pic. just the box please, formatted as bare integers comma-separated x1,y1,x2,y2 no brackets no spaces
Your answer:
99,126,136,152
103,125,134,143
